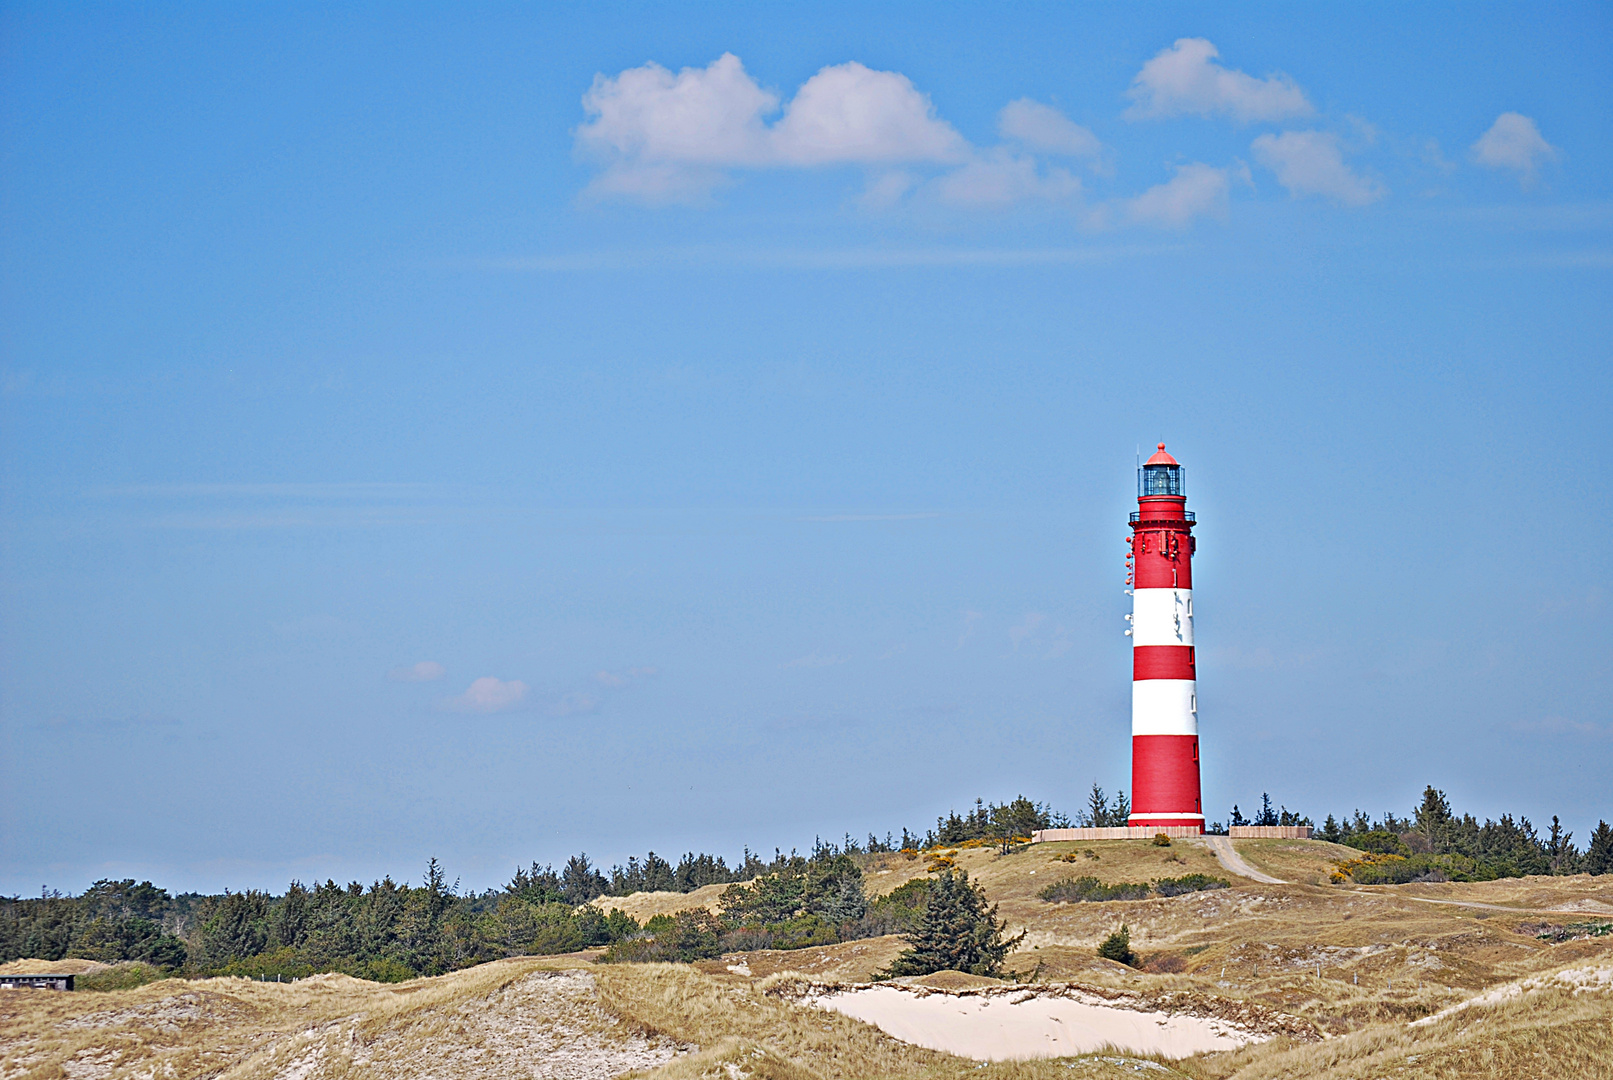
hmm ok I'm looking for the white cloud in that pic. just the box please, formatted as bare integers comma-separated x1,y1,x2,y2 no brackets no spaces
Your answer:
1471,112,1558,186
1251,131,1384,206
388,660,445,683
1125,39,1312,123
931,150,1081,206
576,54,965,201
998,99,1103,159
1123,162,1234,227
577,53,776,166
772,62,967,166
445,676,528,713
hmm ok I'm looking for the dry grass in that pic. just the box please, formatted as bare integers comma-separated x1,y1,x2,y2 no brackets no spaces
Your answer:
0,959,112,976
692,935,909,984
588,884,731,923
1179,975,1613,1080
1385,873,1613,914
5,844,1609,1079
1223,838,1360,885
0,954,675,1080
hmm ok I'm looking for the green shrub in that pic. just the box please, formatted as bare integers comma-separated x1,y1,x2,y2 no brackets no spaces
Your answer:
764,914,839,950
598,910,722,964
351,956,417,983
573,906,640,946
864,877,930,936
1345,852,1521,885
1037,876,1151,903
1152,833,1171,847
76,962,172,992
1097,925,1137,967
1535,921,1612,942
1343,830,1411,856
212,945,318,980
1153,874,1230,896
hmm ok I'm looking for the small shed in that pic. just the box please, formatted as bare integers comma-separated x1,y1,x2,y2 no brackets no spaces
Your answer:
0,973,75,991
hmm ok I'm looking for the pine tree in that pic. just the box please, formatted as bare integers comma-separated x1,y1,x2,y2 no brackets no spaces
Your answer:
1257,793,1278,827
1585,821,1613,876
1097,924,1137,967
1546,816,1577,875
1085,783,1110,828
561,854,608,904
1414,787,1455,854
884,869,1023,977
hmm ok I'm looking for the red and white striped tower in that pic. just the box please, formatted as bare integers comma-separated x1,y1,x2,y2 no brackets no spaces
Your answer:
1124,444,1203,831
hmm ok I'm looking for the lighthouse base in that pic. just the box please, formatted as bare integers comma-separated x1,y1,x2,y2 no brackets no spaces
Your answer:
1031,825,1205,843
1126,816,1205,831
1130,733,1203,830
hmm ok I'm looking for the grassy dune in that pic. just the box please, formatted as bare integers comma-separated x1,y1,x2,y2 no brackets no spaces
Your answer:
589,883,732,922
3,840,1610,1079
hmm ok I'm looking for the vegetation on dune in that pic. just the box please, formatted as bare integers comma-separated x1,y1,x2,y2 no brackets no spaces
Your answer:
73,961,171,991
5,947,1612,1080
1038,873,1228,903
602,848,942,963
883,868,1023,978
1152,873,1232,896
925,795,1070,848
1221,792,1314,833
1095,924,1137,967
1216,785,1607,884
1039,877,1152,903
0,798,1069,981
1323,787,1606,883
1,857,648,982
1079,784,1132,829
1528,920,1612,942
6,782,1606,987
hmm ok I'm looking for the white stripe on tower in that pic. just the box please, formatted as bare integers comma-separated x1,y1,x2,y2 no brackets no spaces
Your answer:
1131,680,1198,736
1130,588,1193,646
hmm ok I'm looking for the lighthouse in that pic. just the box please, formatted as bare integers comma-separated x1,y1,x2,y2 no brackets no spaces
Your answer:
1125,444,1204,831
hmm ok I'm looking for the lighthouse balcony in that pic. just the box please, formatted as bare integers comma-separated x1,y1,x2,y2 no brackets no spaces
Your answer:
1130,510,1194,524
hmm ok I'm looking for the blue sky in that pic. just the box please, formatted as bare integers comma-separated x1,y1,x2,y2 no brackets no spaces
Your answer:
2,3,1609,895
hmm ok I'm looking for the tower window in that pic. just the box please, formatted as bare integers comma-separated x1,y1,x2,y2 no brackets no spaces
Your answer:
1139,463,1184,497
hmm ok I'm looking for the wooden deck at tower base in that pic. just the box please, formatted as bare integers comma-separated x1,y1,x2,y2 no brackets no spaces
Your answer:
1031,826,1204,842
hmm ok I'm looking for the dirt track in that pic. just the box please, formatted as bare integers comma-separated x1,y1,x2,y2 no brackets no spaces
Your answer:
1204,837,1285,884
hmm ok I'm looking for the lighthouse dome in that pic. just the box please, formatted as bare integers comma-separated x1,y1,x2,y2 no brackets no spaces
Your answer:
1144,443,1178,466
1140,443,1184,497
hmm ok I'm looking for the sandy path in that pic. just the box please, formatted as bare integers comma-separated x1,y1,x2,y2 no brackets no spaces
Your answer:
811,986,1263,1060
1205,837,1285,884
1203,839,1596,915
1350,891,1602,916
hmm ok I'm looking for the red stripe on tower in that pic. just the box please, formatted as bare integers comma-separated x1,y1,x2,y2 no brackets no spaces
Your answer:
1125,444,1204,831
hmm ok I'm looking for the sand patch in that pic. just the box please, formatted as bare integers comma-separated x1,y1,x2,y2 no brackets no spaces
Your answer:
809,984,1276,1060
